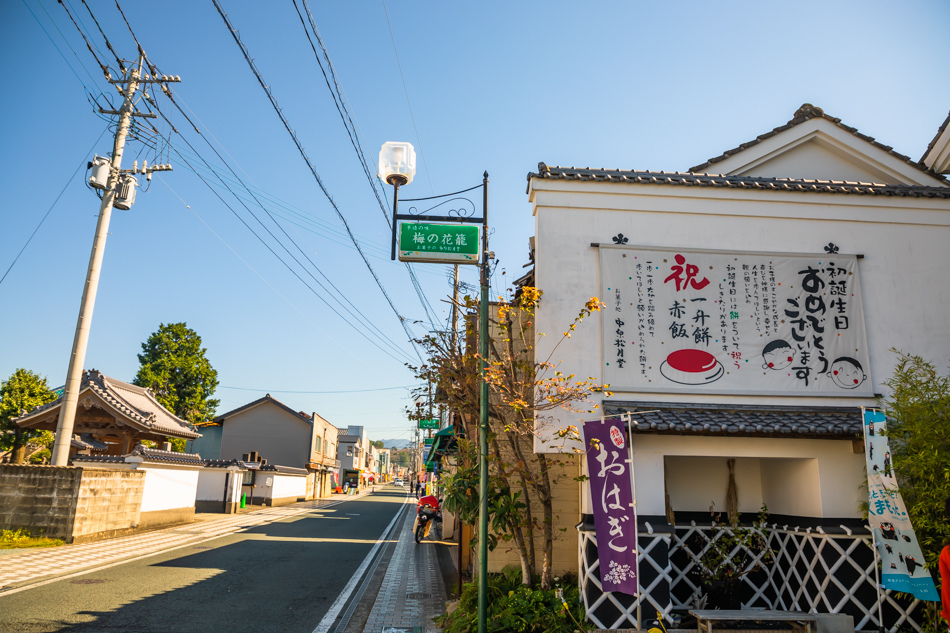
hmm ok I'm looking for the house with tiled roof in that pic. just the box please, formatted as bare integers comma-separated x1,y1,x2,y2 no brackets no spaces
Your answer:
14,369,200,459
525,104,950,631
191,394,340,500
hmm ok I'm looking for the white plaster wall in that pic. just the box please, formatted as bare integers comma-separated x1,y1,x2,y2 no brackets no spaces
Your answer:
664,456,764,515
582,435,864,519
255,473,306,501
531,181,950,450
760,457,821,517
196,469,227,502
139,465,200,512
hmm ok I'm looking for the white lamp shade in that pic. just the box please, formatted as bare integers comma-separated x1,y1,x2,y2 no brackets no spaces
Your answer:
379,141,416,185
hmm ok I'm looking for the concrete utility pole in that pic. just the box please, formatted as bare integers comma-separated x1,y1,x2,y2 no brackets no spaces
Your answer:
50,54,176,466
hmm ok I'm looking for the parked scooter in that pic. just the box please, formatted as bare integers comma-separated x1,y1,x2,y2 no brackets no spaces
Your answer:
414,494,442,543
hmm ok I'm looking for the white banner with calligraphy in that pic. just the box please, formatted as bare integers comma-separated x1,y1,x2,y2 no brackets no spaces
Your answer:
600,245,872,397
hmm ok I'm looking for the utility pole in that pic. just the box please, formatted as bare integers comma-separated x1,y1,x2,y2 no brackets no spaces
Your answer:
450,264,460,353
50,54,177,466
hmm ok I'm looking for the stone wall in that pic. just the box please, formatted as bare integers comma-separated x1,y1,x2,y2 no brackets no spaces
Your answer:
0,465,145,543
73,467,145,542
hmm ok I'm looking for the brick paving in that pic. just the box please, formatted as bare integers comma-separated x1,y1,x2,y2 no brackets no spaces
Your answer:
0,492,367,590
362,509,447,633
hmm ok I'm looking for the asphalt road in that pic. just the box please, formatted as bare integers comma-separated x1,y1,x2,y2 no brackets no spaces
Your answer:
0,488,409,633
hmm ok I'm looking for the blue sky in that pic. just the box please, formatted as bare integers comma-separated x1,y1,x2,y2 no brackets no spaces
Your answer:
1,0,948,444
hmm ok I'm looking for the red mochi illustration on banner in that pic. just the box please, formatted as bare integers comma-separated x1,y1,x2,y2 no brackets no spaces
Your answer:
659,348,724,385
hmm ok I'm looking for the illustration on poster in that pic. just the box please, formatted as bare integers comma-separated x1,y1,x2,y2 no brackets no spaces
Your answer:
827,356,867,389
762,339,795,370
601,247,874,396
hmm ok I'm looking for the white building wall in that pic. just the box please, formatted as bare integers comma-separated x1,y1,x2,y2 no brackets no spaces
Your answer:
196,469,228,502
531,181,950,450
138,464,200,512
270,473,306,500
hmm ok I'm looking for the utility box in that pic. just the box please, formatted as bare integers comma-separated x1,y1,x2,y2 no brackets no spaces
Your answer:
114,174,138,210
88,155,111,190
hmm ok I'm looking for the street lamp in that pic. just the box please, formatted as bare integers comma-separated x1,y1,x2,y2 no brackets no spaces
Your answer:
379,141,417,260
380,142,489,633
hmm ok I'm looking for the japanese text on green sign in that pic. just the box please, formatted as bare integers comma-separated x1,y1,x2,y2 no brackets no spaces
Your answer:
399,222,480,264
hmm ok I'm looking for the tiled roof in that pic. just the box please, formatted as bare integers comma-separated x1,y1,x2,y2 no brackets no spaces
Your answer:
688,103,947,182
528,163,950,199
203,458,252,469
213,394,313,425
70,434,108,451
73,454,126,464
14,369,200,439
75,444,205,466
260,464,308,476
129,444,205,464
602,401,863,438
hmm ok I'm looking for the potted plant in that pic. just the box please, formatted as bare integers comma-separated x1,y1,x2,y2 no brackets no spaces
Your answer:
690,504,773,609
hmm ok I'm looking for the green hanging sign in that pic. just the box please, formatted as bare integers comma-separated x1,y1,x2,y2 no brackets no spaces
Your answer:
398,222,480,264
418,418,439,430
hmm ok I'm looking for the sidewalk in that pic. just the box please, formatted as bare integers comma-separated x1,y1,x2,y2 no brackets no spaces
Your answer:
0,489,372,592
361,508,453,633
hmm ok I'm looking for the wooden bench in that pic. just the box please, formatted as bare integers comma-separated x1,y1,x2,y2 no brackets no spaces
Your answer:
689,610,819,633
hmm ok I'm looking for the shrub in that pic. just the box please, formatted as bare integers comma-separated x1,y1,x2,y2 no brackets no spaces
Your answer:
436,567,590,633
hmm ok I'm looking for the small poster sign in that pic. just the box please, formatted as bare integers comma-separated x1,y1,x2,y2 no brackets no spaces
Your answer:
863,409,939,601
583,418,638,595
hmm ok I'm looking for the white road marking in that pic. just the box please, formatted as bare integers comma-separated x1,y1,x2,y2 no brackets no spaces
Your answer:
311,497,409,633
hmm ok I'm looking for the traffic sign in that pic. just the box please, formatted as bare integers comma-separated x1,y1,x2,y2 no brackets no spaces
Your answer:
418,418,439,430
398,222,480,264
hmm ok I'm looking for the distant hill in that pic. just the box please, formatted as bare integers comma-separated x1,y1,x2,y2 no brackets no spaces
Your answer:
378,438,411,449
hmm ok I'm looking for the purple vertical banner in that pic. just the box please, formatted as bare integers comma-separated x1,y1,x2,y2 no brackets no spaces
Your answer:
584,418,638,595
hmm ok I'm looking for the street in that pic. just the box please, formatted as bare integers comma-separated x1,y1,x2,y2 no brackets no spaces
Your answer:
0,488,411,633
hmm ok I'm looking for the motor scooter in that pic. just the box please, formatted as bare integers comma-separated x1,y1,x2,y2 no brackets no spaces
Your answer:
414,502,441,543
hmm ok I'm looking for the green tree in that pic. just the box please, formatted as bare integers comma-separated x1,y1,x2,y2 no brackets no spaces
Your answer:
881,351,950,633
371,439,384,449
0,369,57,464
882,351,950,564
133,323,220,443
411,287,608,589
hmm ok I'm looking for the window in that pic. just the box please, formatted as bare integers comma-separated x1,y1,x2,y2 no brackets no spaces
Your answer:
315,436,322,453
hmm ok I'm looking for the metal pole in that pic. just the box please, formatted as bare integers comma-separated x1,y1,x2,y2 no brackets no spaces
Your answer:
50,55,144,466
477,172,489,633
390,181,401,260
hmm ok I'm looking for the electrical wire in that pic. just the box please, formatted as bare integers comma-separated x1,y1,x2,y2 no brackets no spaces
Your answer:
219,384,417,394
142,96,412,363
0,126,110,288
159,132,415,366
212,0,423,362
78,0,125,72
294,0,442,327
57,0,110,77
380,0,433,195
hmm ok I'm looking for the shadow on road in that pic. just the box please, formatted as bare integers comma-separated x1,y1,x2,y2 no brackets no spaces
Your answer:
1,496,406,633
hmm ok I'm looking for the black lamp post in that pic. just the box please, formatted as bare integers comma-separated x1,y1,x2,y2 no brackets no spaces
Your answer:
380,142,490,633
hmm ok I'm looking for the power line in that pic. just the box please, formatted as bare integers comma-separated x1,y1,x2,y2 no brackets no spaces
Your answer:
380,0,433,195
212,0,424,363
0,126,109,288
219,384,417,394
145,95,410,363
159,131,414,366
293,0,441,327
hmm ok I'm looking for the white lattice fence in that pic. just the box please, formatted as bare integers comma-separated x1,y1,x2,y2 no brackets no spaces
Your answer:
579,523,924,631
768,527,923,631
579,528,673,630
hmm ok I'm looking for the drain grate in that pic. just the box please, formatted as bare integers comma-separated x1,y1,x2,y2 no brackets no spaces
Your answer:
71,579,105,585
406,592,431,599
